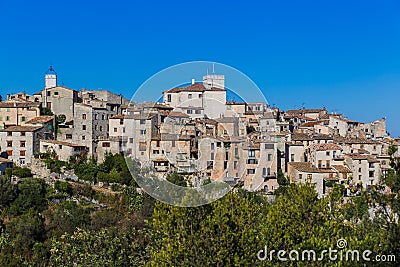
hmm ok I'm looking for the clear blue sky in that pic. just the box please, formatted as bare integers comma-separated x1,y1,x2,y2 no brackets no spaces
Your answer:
0,0,399,136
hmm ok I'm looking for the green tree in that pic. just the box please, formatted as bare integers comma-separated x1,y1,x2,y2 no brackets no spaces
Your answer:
149,192,264,266
40,107,53,116
49,227,149,266
9,178,47,215
166,172,187,187
0,176,17,209
44,201,90,236
6,208,46,259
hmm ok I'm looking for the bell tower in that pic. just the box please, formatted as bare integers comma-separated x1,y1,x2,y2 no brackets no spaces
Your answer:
45,65,57,89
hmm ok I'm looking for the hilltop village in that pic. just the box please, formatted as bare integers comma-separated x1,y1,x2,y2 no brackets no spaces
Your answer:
1,66,399,197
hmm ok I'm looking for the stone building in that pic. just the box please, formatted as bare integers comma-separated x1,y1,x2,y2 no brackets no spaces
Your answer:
0,101,41,129
0,125,52,166
40,140,86,161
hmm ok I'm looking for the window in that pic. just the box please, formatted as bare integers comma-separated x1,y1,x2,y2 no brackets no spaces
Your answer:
199,94,202,98
7,132,12,136
211,143,214,150
95,125,97,130
66,134,72,139
58,145,63,149
167,94,171,102
82,114,87,120
195,110,201,114
153,150,159,154
247,159,258,164
307,174,312,180
290,154,295,162
265,144,274,149
211,153,214,160
20,141,26,147
99,126,103,131
249,150,255,157
123,127,126,133
129,138,133,143
188,94,192,99
6,116,10,121
186,109,193,114
21,131,25,136
21,116,26,122
172,140,175,147
234,161,238,170
139,142,146,151
326,151,330,156
83,125,87,130
140,129,146,135
6,108,10,112
47,91,51,96
102,142,110,147
217,142,221,148
247,169,255,174
102,115,105,120
47,102,51,109
235,147,238,157
82,136,86,140
54,91,59,96
140,119,146,124
6,150,12,156
207,161,214,170
0,116,2,121
326,160,330,168
19,150,25,156
94,114,98,120
358,168,361,172
114,128,118,133
318,160,322,168
7,141,12,147
267,154,272,161
299,174,303,180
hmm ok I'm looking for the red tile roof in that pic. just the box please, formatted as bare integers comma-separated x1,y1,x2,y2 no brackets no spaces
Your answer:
164,83,225,93
26,116,54,124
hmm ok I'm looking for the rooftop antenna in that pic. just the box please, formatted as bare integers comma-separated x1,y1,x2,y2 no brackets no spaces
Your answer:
212,63,215,74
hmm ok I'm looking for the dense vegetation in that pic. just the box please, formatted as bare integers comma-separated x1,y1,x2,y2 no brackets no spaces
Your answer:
0,146,399,266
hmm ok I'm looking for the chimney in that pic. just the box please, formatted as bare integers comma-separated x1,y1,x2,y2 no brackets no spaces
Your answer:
191,78,195,85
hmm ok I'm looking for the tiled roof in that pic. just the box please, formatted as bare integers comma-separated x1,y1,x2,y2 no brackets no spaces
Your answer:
0,101,40,108
334,136,379,144
313,143,342,151
26,116,54,124
291,133,313,141
226,101,246,105
331,165,352,173
288,162,333,173
110,114,157,120
40,139,85,147
1,125,42,132
167,111,190,118
164,83,225,93
300,121,323,127
286,108,325,114
345,154,379,163
284,114,316,121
